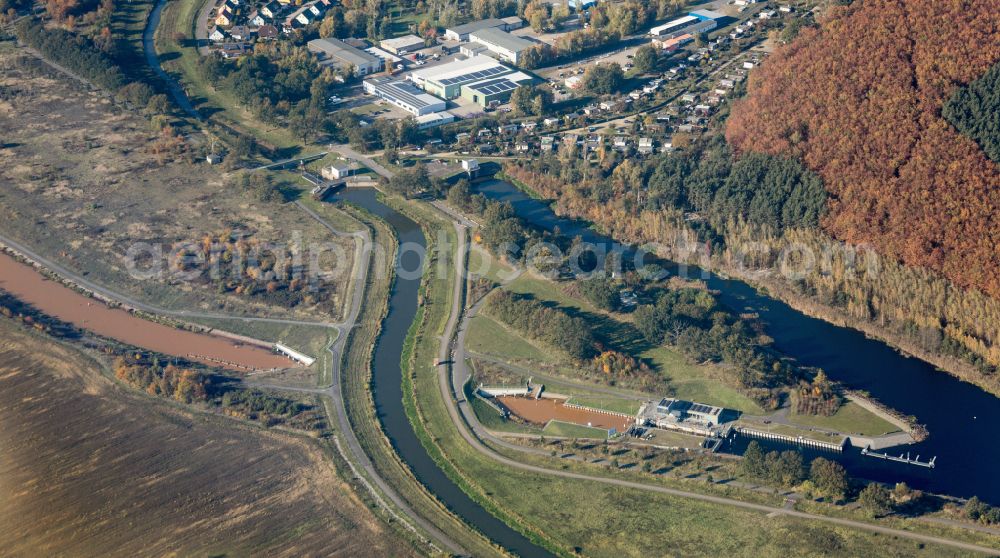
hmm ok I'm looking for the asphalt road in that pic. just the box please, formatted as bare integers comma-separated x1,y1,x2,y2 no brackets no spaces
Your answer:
437,216,1000,557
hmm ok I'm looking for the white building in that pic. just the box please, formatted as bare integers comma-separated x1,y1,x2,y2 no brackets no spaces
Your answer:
415,111,456,129
363,76,447,116
308,38,383,76
380,34,426,55
649,10,721,39
467,27,534,65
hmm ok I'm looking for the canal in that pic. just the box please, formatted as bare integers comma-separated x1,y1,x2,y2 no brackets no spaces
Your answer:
475,178,1000,504
333,189,554,557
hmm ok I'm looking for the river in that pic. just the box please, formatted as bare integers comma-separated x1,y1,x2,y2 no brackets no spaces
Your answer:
474,178,1000,504
333,189,554,557
0,252,290,371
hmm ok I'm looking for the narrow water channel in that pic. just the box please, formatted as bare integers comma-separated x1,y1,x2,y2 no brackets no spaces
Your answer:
475,178,1000,504
333,189,553,557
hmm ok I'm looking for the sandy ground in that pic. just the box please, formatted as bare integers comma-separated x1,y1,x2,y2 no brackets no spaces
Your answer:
498,396,632,432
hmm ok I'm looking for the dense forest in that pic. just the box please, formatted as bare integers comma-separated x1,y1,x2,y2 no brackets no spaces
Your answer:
943,61,1000,164
726,0,1000,299
499,0,1000,396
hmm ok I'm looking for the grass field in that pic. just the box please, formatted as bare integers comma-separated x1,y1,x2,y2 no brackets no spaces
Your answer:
156,0,302,149
468,243,517,285
543,420,611,439
641,346,766,414
565,395,642,415
398,204,989,558
466,314,557,363
788,402,899,437
0,319,416,557
0,50,355,323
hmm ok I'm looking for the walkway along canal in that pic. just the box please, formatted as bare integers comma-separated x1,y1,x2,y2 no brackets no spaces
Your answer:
474,178,1000,504
333,188,553,557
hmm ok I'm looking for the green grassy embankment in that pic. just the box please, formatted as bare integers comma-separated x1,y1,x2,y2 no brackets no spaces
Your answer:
394,198,997,558
155,0,301,149
333,200,503,557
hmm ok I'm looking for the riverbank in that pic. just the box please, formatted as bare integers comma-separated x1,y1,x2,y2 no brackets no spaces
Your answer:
0,249,291,371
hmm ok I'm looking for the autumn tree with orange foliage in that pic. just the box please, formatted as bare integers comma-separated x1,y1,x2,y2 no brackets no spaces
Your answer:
726,0,1000,298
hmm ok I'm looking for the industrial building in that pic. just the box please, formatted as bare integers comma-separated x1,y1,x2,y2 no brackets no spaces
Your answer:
653,33,693,51
443,18,507,41
308,38,383,76
415,111,456,129
380,34,426,55
649,10,722,39
460,71,533,107
467,27,534,65
411,56,513,99
363,76,447,115
638,398,727,432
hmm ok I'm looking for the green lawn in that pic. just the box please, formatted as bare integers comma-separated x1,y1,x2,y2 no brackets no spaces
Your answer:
542,420,610,439
467,245,516,285
507,273,596,314
466,314,557,364
641,346,765,415
788,402,899,437
565,395,642,415
468,393,541,435
156,0,303,149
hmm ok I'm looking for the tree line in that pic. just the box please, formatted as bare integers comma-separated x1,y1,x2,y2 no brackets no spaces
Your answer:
742,441,924,517
500,128,1000,395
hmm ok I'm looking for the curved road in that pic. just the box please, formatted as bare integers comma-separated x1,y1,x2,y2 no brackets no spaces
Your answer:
0,211,461,554
437,214,1000,556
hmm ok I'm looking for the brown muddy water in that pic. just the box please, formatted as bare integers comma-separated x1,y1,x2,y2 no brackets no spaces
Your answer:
0,252,294,371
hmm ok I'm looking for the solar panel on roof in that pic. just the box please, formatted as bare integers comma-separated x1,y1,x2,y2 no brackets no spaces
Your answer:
437,65,508,86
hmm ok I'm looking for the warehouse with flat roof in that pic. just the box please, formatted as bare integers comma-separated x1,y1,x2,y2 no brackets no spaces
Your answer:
443,18,506,41
460,70,533,107
468,27,534,64
649,10,720,39
380,34,425,54
411,56,513,99
363,76,447,115
308,38,383,76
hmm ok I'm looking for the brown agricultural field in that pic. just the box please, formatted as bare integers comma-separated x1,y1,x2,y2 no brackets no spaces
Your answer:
0,319,417,557
0,45,356,322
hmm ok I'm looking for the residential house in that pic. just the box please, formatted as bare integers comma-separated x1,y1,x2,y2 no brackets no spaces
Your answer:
498,124,519,135
250,12,266,26
543,117,560,127
215,7,233,27
220,42,251,58
260,1,280,18
515,141,530,153
540,136,556,152
257,24,279,40
229,25,253,40
209,28,226,42
638,137,654,154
